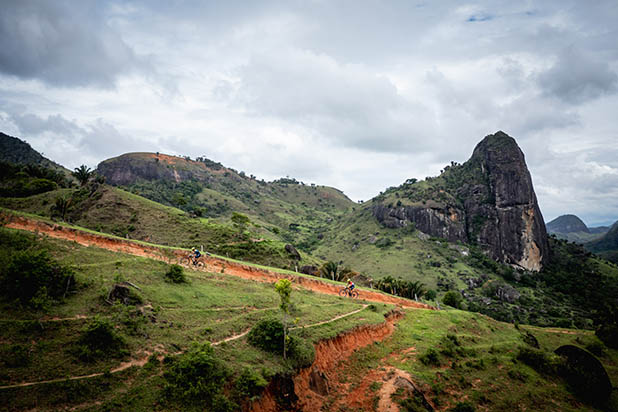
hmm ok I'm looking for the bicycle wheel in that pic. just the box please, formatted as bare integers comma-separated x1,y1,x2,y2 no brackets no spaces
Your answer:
339,288,348,297
350,290,359,299
195,261,205,268
180,257,191,266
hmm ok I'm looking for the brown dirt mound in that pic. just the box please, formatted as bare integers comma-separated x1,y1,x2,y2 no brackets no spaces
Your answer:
4,213,433,309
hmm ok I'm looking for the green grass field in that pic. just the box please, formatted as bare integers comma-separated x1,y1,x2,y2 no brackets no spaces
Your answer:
0,228,390,411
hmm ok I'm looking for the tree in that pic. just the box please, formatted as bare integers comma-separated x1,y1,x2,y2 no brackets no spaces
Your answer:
320,261,339,281
275,279,292,359
442,291,463,309
72,165,94,186
52,196,72,221
231,212,250,232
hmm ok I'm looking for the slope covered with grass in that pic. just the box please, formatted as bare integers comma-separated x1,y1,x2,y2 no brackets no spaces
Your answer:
0,227,390,411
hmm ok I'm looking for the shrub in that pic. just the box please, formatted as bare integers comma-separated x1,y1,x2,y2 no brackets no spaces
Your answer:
448,401,476,412
425,289,437,300
2,344,30,367
516,346,562,375
442,291,462,309
375,237,394,248
419,348,441,366
165,264,186,283
248,318,285,353
163,343,236,411
235,368,268,401
247,318,315,368
0,248,75,308
73,317,127,362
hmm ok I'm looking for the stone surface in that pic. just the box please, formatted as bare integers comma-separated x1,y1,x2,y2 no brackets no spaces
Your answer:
373,132,549,271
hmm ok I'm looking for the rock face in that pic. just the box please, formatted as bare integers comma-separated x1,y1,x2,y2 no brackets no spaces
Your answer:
373,131,549,271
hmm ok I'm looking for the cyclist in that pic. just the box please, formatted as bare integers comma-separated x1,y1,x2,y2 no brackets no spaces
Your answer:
191,247,201,265
346,278,355,296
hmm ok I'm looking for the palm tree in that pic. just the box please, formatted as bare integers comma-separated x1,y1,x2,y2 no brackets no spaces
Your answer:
52,196,72,221
72,165,94,187
320,261,339,281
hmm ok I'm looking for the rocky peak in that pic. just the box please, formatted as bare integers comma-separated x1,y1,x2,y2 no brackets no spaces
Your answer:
372,131,550,271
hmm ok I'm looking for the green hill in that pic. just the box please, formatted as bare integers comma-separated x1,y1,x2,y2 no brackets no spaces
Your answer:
587,221,618,263
0,226,616,411
97,152,354,250
0,132,69,173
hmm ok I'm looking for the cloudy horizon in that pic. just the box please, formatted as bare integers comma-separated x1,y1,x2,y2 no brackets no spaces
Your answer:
1,0,617,226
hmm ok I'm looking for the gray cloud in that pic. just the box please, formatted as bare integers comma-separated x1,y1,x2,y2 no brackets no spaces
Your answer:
3,109,145,168
538,47,618,104
236,49,437,153
0,0,144,87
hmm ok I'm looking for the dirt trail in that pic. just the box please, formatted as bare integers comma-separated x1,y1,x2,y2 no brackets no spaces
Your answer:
4,213,433,309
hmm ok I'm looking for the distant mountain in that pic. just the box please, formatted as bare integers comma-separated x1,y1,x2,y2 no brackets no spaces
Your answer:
546,214,609,244
590,226,610,234
587,221,618,263
0,132,68,172
547,214,589,234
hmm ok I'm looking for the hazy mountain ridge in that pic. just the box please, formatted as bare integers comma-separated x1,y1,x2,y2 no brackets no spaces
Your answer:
546,214,609,244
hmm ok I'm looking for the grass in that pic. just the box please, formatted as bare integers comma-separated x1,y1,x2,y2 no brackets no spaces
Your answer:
328,309,618,411
0,228,392,410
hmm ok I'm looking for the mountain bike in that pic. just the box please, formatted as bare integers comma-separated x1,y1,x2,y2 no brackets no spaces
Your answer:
180,254,205,268
339,286,358,298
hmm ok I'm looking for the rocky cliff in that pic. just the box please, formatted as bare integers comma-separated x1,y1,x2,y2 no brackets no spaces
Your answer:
373,131,549,271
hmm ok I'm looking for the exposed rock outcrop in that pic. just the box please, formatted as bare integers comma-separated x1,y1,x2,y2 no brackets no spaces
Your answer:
373,132,549,271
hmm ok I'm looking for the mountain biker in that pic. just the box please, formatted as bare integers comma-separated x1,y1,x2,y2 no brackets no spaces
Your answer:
347,278,355,295
192,247,201,265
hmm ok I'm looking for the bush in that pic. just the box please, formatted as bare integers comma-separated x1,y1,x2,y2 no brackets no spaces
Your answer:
425,289,437,300
247,318,315,368
516,346,562,375
375,238,394,248
0,248,75,308
248,318,285,353
288,335,315,369
419,348,441,366
165,264,186,283
1,344,30,367
73,317,127,362
235,368,268,401
163,343,236,411
448,401,476,412
442,291,462,309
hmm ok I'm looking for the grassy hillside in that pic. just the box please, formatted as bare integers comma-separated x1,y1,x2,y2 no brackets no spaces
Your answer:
587,222,618,264
0,227,388,411
0,184,321,271
1,227,616,411
324,308,618,411
98,152,355,249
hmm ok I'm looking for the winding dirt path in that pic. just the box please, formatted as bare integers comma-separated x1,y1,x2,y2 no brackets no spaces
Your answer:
3,213,433,309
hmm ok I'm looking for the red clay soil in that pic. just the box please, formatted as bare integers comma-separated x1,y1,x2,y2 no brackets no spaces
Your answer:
250,310,405,412
3,213,432,309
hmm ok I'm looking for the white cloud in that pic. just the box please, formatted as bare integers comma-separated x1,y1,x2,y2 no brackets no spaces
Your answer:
0,0,617,225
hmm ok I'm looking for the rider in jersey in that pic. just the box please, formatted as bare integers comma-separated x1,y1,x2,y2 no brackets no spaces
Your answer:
347,278,355,294
192,247,201,264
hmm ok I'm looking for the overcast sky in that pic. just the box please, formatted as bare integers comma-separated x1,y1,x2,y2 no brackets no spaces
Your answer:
1,1,617,226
